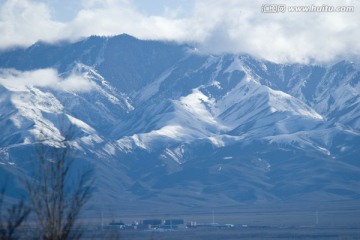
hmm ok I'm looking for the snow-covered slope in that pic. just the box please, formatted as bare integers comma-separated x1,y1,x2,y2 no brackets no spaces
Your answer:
0,35,359,209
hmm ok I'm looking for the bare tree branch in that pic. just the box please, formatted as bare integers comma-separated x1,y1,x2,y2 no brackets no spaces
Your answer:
26,129,94,240
0,181,30,240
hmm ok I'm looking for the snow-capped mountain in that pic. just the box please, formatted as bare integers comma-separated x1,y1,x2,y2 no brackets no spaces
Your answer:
0,34,359,209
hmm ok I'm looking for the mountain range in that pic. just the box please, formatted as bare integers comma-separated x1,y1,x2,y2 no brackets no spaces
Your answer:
0,34,359,212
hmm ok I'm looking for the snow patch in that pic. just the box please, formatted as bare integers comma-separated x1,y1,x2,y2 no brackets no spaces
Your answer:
66,114,95,133
104,143,116,156
152,125,185,139
81,135,103,146
137,68,174,102
268,88,323,120
160,148,185,165
317,146,331,156
208,136,225,147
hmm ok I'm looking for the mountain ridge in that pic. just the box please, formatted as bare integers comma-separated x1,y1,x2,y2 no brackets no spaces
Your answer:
0,34,359,209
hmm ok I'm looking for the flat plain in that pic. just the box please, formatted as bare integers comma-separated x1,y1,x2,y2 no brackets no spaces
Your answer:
80,200,360,239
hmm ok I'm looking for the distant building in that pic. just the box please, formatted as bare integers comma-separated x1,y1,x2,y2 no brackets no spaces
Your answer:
187,221,197,228
108,222,125,229
163,219,185,229
164,219,184,226
142,219,162,228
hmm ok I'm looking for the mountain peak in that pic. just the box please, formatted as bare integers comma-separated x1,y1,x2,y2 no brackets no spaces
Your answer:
0,36,359,209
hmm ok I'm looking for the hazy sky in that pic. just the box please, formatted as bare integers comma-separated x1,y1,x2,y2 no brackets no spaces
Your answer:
0,0,359,63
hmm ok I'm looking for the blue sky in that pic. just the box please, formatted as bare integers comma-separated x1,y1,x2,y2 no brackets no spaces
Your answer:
0,0,359,63
26,0,194,21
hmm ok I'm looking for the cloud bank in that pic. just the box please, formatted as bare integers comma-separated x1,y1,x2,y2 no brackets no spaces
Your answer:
0,0,359,63
0,68,95,92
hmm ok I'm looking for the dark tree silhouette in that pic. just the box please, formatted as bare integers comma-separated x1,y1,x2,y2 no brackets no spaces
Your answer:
0,182,30,240
26,133,94,240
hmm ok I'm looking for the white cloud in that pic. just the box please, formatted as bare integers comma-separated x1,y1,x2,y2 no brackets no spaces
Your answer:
188,0,360,63
0,0,65,48
0,0,359,63
0,68,95,92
